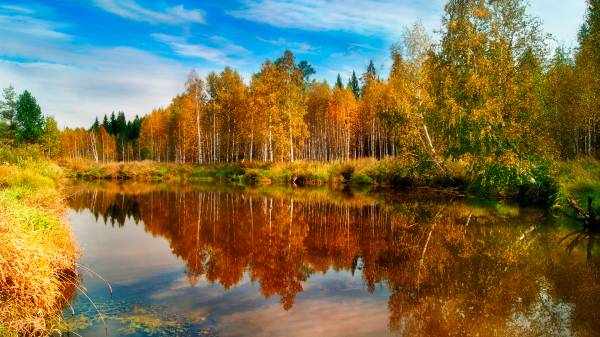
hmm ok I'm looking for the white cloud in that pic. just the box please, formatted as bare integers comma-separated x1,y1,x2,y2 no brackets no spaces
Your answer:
93,0,206,25
229,0,441,38
219,297,390,337
0,10,199,128
257,37,317,54
0,51,191,128
152,33,250,65
0,5,71,40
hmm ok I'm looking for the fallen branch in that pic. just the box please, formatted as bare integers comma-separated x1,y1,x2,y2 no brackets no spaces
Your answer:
566,196,599,231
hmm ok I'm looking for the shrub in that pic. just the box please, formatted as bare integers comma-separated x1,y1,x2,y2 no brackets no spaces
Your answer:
351,173,373,185
467,154,558,205
340,164,354,182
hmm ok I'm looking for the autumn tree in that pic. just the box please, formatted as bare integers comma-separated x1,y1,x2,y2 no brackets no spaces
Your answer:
328,85,358,160
249,51,308,162
304,81,331,160
573,0,600,156
41,116,60,158
185,70,207,163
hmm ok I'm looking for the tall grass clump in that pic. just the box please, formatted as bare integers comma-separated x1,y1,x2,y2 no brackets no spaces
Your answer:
0,159,78,336
556,158,600,206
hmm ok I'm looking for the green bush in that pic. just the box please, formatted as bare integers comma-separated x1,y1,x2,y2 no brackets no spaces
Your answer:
351,173,372,185
468,156,558,205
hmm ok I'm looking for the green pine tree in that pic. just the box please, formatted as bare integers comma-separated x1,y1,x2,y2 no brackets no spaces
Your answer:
347,70,360,99
14,90,45,143
335,74,344,89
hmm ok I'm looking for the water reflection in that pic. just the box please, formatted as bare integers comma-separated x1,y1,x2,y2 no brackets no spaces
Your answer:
67,181,600,337
560,229,600,260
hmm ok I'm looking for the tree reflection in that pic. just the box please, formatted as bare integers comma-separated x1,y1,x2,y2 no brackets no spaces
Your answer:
68,182,600,336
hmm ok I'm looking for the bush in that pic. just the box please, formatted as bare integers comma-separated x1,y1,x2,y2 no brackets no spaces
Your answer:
340,164,354,182
351,173,372,185
467,154,558,205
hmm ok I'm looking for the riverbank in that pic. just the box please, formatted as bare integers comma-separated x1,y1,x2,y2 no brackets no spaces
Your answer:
61,157,562,205
556,159,600,206
0,157,78,336
61,157,467,186
0,152,598,335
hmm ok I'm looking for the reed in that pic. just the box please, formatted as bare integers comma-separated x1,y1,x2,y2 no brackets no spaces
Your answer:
0,161,78,336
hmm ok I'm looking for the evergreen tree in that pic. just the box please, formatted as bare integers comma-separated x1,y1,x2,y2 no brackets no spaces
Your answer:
335,74,344,89
347,71,360,99
102,114,110,132
109,112,117,135
578,0,600,45
298,60,316,85
91,117,100,132
364,60,376,83
14,90,45,142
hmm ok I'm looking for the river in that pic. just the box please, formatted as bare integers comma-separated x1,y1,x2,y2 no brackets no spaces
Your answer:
64,181,600,336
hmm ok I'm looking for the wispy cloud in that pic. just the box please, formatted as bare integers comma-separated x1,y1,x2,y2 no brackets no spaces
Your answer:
0,4,71,40
93,0,206,25
0,7,197,127
0,4,35,15
257,37,317,54
152,33,250,65
229,0,440,38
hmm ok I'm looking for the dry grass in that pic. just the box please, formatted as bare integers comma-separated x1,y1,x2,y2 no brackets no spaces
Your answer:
0,161,78,336
60,159,185,181
60,157,459,187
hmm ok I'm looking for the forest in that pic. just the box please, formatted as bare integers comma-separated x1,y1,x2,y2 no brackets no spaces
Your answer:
1,1,600,336
1,0,599,195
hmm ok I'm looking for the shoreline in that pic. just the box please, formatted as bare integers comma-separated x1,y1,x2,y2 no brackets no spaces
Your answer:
0,161,78,336
59,158,560,206
0,156,597,335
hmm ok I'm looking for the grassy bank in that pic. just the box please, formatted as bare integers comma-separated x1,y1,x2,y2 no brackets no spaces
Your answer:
556,159,600,206
61,157,562,205
0,153,78,336
61,157,461,185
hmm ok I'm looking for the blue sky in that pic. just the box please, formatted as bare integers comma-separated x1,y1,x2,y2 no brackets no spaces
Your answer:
0,0,588,127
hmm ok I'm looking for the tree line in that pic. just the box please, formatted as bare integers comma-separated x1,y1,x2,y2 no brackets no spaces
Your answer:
5,0,599,169
0,86,60,157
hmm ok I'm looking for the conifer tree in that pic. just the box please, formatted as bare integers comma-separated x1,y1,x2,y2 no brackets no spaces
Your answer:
335,74,344,89
14,90,45,143
347,71,360,99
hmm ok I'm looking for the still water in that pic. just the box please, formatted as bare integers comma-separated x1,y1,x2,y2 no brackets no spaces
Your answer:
64,181,600,337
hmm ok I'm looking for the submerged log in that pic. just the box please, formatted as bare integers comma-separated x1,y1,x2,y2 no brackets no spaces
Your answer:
567,196,599,231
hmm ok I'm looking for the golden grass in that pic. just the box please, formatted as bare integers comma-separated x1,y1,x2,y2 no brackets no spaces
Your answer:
60,158,185,181
0,162,78,336
60,157,456,187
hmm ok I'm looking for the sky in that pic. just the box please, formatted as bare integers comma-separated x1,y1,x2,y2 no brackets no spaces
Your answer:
0,0,588,128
